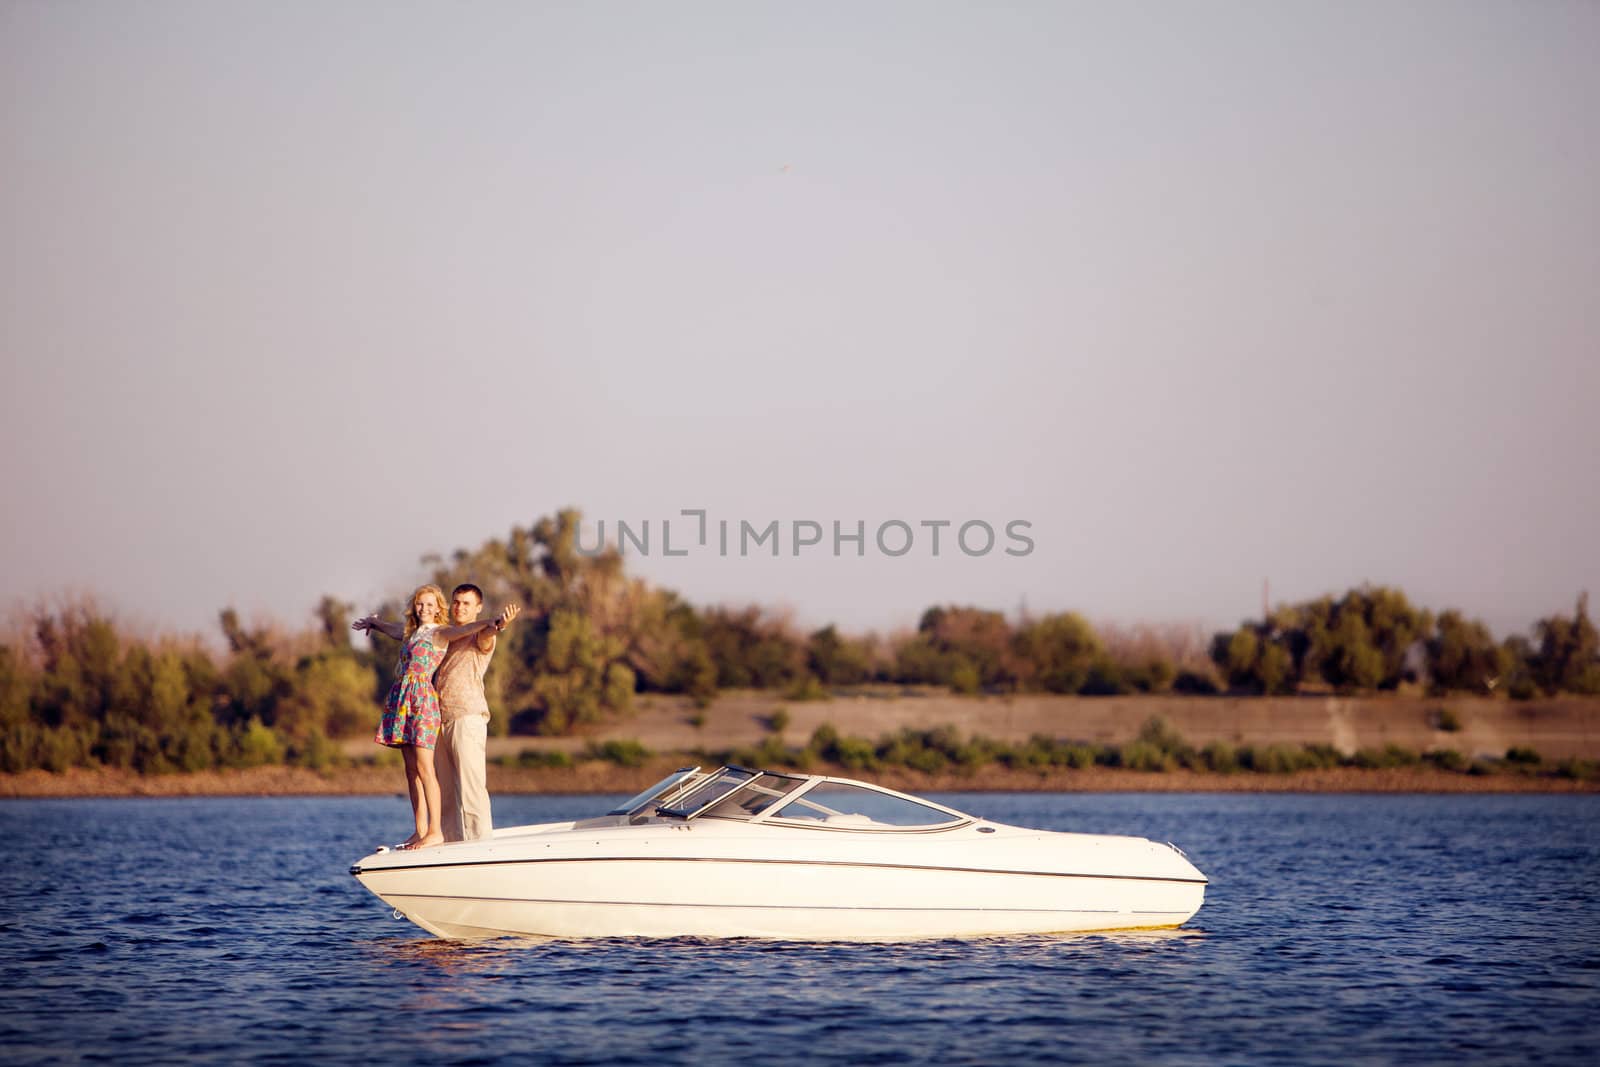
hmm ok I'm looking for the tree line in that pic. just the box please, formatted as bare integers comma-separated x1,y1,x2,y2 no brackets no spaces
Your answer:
2,508,1596,774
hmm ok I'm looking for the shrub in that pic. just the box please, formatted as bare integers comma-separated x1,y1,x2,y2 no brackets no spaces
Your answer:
1080,657,1130,696
999,735,1097,772
1505,747,1541,766
512,749,573,769
728,735,796,769
1352,744,1421,770
782,676,830,703
1240,745,1307,774
289,730,342,772
585,738,651,768
1431,707,1463,732
1060,742,1097,770
805,723,885,771
1425,748,1468,772
1130,717,1198,768
947,661,981,696
768,707,792,733
1118,740,1173,772
1555,758,1595,782
1002,737,1051,772
1301,743,1346,770
808,722,840,754
831,735,878,772
367,746,403,768
227,717,284,769
1202,741,1239,774
1122,657,1177,694
1173,669,1221,695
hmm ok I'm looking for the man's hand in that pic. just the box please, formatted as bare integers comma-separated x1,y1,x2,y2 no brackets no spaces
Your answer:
496,604,522,631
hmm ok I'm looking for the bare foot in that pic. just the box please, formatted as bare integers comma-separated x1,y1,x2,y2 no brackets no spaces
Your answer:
401,834,444,851
398,833,422,849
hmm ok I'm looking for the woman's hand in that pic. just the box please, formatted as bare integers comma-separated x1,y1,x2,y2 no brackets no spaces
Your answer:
354,614,401,639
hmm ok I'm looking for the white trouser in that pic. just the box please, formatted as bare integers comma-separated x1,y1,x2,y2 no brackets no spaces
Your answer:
436,715,492,842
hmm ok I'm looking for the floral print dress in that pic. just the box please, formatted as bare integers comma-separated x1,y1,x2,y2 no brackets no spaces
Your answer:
375,624,443,750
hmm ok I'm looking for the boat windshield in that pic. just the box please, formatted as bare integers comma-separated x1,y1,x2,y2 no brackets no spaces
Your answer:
700,773,808,820
773,781,964,828
656,766,759,818
606,767,702,816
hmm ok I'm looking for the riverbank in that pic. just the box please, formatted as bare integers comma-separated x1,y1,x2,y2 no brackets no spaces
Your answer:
3,760,1596,798
508,694,1600,758
370,690,1600,762
7,691,1598,797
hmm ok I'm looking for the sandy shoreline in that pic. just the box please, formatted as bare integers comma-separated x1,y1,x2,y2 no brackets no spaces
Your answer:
3,761,1594,798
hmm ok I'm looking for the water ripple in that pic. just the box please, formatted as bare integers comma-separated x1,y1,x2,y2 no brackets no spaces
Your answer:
1,794,1597,1064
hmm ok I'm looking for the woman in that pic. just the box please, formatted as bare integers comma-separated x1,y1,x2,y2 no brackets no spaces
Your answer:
354,585,511,850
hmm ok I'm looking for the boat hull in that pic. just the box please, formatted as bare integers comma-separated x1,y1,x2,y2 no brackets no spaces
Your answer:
353,825,1206,940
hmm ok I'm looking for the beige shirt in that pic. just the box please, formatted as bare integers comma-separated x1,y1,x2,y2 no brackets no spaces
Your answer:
434,633,495,722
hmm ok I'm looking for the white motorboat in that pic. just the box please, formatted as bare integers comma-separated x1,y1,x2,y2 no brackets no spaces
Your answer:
350,765,1208,940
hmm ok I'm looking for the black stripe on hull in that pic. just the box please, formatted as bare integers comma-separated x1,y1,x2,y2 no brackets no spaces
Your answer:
353,853,1208,887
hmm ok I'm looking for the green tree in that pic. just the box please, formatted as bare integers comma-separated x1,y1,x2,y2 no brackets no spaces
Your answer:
914,606,1018,690
315,596,354,651
1313,587,1430,690
1211,586,1429,693
1209,624,1297,694
525,610,633,733
1427,610,1509,693
807,625,873,686
33,605,127,728
0,644,36,730
1532,593,1600,695
701,606,805,689
1318,611,1386,691
1014,613,1102,694
276,654,379,740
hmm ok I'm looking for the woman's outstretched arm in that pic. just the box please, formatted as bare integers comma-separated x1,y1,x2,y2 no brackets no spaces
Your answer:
352,614,404,640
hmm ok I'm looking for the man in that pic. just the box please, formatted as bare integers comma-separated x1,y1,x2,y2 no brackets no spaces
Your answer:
433,583,520,842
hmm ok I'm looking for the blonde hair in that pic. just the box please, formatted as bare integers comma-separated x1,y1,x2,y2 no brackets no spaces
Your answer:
404,584,448,637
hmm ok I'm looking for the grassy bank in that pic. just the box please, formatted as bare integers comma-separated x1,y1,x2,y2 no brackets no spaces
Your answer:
7,691,1599,797
4,754,1597,798
462,690,1600,762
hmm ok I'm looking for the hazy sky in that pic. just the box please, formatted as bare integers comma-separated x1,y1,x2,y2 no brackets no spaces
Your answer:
3,0,1596,643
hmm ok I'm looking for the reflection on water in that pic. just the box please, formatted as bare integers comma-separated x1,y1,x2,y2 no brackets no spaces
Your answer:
1,794,1597,1065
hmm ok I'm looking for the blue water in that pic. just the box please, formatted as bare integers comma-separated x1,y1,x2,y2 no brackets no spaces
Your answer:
2,793,1597,1065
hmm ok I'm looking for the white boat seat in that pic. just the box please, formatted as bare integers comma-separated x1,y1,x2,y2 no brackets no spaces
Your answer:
824,813,877,826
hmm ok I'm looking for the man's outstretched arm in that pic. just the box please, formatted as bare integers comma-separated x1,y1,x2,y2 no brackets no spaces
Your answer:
476,603,522,652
